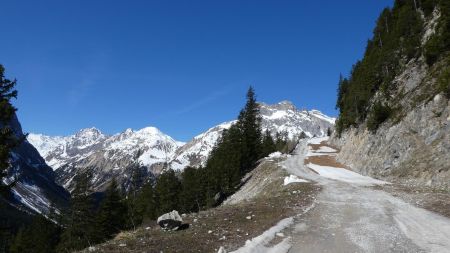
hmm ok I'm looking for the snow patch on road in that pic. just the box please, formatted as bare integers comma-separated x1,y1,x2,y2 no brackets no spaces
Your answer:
283,175,308,185
307,163,387,186
315,146,337,153
307,137,329,145
229,217,294,253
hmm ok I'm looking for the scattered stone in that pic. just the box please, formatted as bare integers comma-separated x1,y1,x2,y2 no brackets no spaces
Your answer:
88,246,97,252
145,227,151,230
246,216,252,220
276,232,285,237
157,210,183,230
193,218,198,223
208,230,213,234
118,243,126,247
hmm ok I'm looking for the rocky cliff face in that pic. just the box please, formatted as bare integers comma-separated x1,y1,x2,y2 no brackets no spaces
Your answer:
331,92,450,189
3,114,69,214
330,15,450,189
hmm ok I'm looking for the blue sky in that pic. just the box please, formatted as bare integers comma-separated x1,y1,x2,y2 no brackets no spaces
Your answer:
1,0,392,141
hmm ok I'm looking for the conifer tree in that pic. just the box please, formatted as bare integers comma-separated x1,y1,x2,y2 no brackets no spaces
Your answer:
155,169,181,215
10,215,61,253
237,87,263,173
261,130,276,157
180,166,206,213
125,168,145,230
96,178,127,241
136,181,157,221
57,173,96,252
0,64,19,197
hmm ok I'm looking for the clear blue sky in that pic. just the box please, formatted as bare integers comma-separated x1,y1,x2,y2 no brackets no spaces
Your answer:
1,0,392,141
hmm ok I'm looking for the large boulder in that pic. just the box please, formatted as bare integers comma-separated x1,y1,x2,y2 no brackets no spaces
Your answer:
157,210,183,230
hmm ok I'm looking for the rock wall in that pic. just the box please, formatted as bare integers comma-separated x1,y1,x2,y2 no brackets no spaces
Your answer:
331,94,450,189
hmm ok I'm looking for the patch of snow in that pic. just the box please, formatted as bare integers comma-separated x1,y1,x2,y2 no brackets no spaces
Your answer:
315,146,337,153
283,175,308,185
307,163,387,186
307,137,329,145
268,152,283,158
230,217,294,253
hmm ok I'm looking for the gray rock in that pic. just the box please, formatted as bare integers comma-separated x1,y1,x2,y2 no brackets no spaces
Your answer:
157,210,183,230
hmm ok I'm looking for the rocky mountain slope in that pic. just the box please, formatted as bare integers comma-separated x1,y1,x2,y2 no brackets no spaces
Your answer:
3,114,69,215
28,101,335,192
331,3,450,189
30,127,183,192
170,101,335,170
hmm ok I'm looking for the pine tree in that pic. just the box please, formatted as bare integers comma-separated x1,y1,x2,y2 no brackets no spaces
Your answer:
57,173,96,252
155,169,181,215
237,86,263,173
0,64,19,197
125,168,145,230
96,178,127,241
261,130,276,157
136,181,157,221
180,166,206,213
10,214,61,253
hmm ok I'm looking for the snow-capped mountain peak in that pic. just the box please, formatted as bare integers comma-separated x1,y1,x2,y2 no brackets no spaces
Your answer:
27,101,335,192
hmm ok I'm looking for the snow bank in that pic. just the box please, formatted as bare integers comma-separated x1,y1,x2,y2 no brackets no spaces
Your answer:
307,137,329,145
307,163,387,186
268,152,283,158
230,217,294,253
283,175,308,185
315,146,337,153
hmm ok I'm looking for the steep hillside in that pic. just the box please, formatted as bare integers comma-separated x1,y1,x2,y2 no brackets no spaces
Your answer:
331,0,450,188
3,114,69,215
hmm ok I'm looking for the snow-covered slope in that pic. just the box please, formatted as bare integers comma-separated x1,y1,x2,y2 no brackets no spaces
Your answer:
28,101,334,192
28,127,107,170
170,101,335,170
28,126,183,192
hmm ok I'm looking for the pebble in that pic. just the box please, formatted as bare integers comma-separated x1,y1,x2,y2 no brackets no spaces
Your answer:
208,230,213,234
246,216,252,220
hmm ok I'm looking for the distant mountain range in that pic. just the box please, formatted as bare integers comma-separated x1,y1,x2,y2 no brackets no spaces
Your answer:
27,101,335,193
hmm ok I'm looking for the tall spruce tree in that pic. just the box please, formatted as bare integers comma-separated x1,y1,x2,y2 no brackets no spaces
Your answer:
180,166,206,213
96,178,127,241
237,86,263,173
136,181,157,221
261,130,276,157
0,64,18,197
57,173,96,252
155,169,181,215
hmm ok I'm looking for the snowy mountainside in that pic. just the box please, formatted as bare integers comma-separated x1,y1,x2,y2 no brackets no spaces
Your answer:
28,127,107,170
170,101,335,170
28,126,183,192
28,101,334,191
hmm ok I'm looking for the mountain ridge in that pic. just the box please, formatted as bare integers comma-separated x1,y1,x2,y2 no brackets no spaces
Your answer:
27,101,335,192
